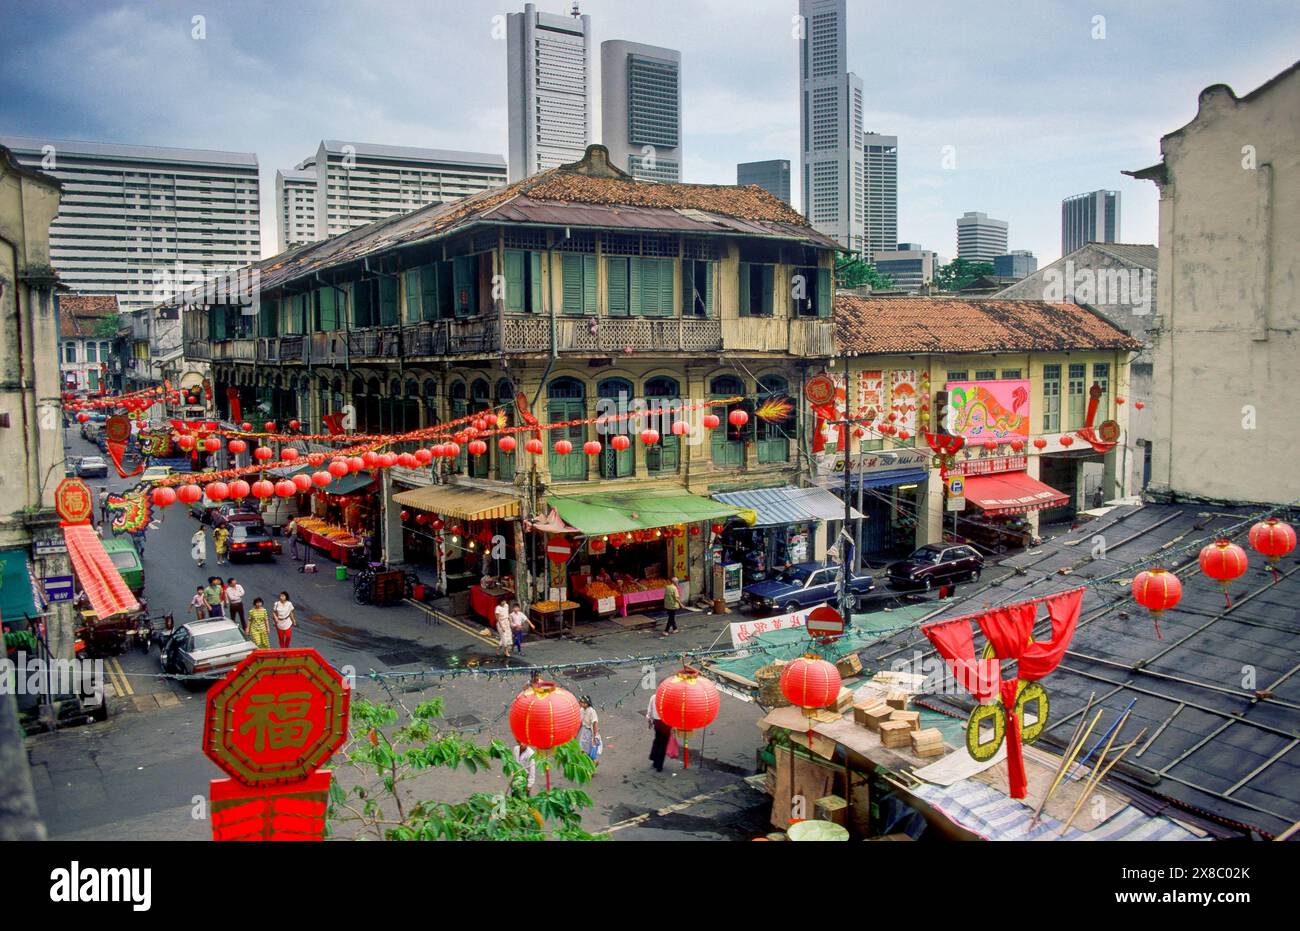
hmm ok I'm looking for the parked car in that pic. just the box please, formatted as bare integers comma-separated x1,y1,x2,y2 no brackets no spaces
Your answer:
194,501,260,527
954,516,1033,554
75,455,109,478
212,507,266,531
886,544,985,592
79,414,106,440
158,620,254,683
100,537,144,594
742,560,875,614
227,522,277,562
139,465,175,485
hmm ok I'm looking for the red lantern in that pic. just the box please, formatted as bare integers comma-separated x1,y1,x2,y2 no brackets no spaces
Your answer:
983,440,997,452
263,421,276,432
400,510,409,522
610,434,630,452
525,438,544,455
467,440,488,457
1134,401,1145,410
554,440,573,456
711,523,725,535
292,473,313,492
1199,539,1248,606
328,459,349,477
728,409,749,428
307,452,325,467
281,447,299,461
1115,398,1125,405
443,442,460,459
253,446,273,461
274,479,297,498
227,438,247,455
1059,435,1075,447
654,668,720,769
671,419,689,436
176,434,196,451
414,448,432,465
415,513,428,525
203,436,221,453
779,655,841,711
176,484,203,505
396,452,417,468
898,430,910,441
1249,518,1296,581
689,525,701,536
251,480,275,499
76,412,90,424
702,413,720,430
1033,438,1047,450
430,518,444,531
362,451,379,468
229,480,251,499
583,440,602,456
1010,440,1025,452
207,481,230,501
311,471,333,487
377,452,395,468
240,422,253,432
347,457,365,473
151,486,177,508
289,419,301,431
1132,568,1182,638
499,436,517,453
640,429,660,446
509,681,581,751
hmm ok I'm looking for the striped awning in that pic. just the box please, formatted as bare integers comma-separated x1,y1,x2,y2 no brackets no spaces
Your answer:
392,484,520,521
712,485,861,528
64,524,140,620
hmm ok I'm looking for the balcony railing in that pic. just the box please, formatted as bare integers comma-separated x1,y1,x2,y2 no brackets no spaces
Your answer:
501,315,723,353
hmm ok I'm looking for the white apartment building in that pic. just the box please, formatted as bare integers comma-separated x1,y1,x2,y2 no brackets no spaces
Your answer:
507,3,593,182
311,140,506,241
956,211,1009,263
863,132,898,261
275,161,318,252
601,40,682,182
0,135,260,312
799,0,864,254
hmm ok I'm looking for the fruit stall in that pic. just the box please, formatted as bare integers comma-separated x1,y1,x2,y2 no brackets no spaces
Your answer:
294,517,365,565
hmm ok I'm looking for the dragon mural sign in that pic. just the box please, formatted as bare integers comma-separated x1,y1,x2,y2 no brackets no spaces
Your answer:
946,379,1031,442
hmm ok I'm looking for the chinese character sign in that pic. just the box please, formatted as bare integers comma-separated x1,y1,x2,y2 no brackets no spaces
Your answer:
890,370,918,434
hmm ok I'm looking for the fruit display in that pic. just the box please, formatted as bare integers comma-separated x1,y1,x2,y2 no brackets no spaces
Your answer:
296,517,361,547
584,581,618,600
532,600,579,613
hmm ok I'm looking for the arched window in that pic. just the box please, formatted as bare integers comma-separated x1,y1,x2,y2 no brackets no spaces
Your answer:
756,375,791,463
645,376,681,474
496,379,516,482
448,381,467,473
710,375,749,468
422,378,440,425
597,378,635,479
547,378,587,482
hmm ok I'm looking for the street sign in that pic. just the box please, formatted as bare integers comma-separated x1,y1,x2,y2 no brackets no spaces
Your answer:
807,605,845,642
203,648,350,787
946,474,966,511
43,576,74,603
546,538,572,563
33,539,68,557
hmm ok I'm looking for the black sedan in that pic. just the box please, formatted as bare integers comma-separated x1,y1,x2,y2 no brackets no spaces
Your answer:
226,522,277,562
887,544,984,592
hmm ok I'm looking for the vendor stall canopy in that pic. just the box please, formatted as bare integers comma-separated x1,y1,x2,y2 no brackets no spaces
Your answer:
0,550,43,626
712,485,861,527
548,489,749,537
63,524,140,621
393,483,520,522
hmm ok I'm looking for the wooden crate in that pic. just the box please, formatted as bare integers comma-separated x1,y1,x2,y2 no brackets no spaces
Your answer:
834,687,855,713
890,710,920,731
885,691,909,710
835,653,863,678
756,663,790,708
910,727,945,758
855,703,894,731
815,795,848,826
878,720,913,748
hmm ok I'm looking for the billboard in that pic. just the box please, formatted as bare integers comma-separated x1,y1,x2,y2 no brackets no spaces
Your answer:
946,379,1031,441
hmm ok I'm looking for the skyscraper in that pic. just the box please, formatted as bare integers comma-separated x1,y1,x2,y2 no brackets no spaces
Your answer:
0,135,260,311
737,160,791,204
275,161,317,253
863,132,898,261
600,40,682,182
506,3,593,182
1061,189,1121,255
956,211,1009,263
798,0,864,254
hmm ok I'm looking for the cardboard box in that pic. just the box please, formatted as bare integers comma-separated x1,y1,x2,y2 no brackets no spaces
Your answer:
855,703,894,731
835,653,863,678
834,687,855,713
885,691,909,710
878,720,913,748
910,727,945,758
815,794,848,826
890,710,920,731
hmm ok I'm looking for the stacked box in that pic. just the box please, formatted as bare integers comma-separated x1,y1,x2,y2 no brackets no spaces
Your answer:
890,710,920,731
885,691,909,710
835,653,863,678
834,687,855,713
878,720,913,748
815,795,848,826
854,703,894,731
910,728,945,758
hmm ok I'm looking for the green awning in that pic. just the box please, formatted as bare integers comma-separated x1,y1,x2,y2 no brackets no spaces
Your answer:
547,489,743,536
319,471,375,496
0,549,41,626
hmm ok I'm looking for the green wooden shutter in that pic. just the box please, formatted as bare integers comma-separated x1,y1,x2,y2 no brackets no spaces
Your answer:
380,278,398,325
404,270,421,322
420,265,439,321
583,254,597,314
562,253,583,315
761,265,775,315
817,267,832,318
739,263,751,316
607,257,629,316
453,256,476,317
530,252,544,313
704,261,714,317
629,256,642,315
503,250,525,313
657,258,674,316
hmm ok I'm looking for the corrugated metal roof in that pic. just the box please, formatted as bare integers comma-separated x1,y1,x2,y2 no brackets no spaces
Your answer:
712,485,861,526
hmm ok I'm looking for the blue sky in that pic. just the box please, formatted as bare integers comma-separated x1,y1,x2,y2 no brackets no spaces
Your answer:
2,0,1297,263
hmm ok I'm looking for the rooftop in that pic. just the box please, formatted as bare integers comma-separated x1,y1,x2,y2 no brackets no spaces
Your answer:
0,134,257,168
319,139,505,168
57,294,119,338
834,296,1144,356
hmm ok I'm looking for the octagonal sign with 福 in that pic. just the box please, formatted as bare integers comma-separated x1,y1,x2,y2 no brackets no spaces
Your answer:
203,649,351,787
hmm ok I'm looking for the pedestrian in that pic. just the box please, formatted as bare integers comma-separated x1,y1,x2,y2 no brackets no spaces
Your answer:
509,601,534,655
495,599,512,660
285,516,300,561
190,586,208,621
191,524,207,568
213,524,230,566
203,577,225,618
272,591,296,648
661,576,681,636
647,692,671,773
224,577,246,630
97,486,109,524
511,743,536,797
246,597,270,649
578,696,601,770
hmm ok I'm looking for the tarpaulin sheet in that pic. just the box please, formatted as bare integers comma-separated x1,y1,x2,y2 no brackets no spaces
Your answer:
64,524,140,620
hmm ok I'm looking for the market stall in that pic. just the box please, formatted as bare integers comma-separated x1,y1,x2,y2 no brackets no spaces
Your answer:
710,486,856,580
294,517,365,565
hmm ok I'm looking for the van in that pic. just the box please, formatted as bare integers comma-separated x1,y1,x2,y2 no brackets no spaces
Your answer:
100,537,144,594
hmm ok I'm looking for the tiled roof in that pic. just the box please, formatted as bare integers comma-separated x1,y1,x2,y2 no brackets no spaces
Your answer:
834,296,1144,356
57,294,119,338
1089,242,1158,269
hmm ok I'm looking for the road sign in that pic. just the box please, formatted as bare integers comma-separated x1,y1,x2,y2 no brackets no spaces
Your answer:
546,538,572,563
203,649,350,787
806,605,845,642
43,576,75,603
804,373,837,407
946,474,966,511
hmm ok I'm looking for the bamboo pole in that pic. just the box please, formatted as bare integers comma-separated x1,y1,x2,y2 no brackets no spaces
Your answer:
1059,723,1146,836
1030,691,1095,825
1033,705,1104,825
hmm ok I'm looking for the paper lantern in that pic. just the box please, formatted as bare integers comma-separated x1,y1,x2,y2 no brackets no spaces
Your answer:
281,447,300,461
711,523,725,535
415,513,428,525
361,451,379,468
253,446,273,461
177,484,203,505
689,525,701,536
347,457,364,473
654,668,721,769
671,420,689,436
328,459,349,478
554,440,573,456
396,452,417,468
177,434,195,451
443,442,460,459
430,519,444,531
1199,539,1248,606
1033,438,1047,450
414,448,433,464
467,440,488,457
1248,518,1296,567
1010,440,1024,452
263,421,276,432
251,480,275,499
76,412,90,423
499,436,517,453
203,436,221,453
1132,568,1182,638
524,438,544,455
728,409,749,428
983,440,997,452
151,486,177,507
227,439,247,455
1134,401,1145,410
611,434,630,452
702,413,720,430
311,471,333,487
379,452,398,468
1059,435,1074,447
779,655,841,711
292,474,313,492
229,480,251,499
207,482,230,501
274,479,297,498
289,419,301,430
583,440,602,456
240,422,253,432
640,429,660,446
898,430,910,441
400,510,409,522
509,682,581,752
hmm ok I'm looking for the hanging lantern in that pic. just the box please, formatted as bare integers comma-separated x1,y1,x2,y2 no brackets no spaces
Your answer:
444,442,461,459
151,486,177,508
1249,518,1296,581
176,434,196,451
240,422,253,432
328,459,349,477
431,518,444,531
583,440,602,456
728,409,749,428
203,436,221,453
289,419,301,431
380,452,399,468
525,438,544,455
227,439,247,455
1115,398,1125,405
414,448,433,465
263,421,276,432
274,479,297,498
1134,401,1145,410
1059,435,1075,447
554,440,573,456
362,451,380,468
311,471,333,487
176,484,203,505
897,430,910,441
347,456,365,473
305,452,324,467
281,448,300,461
779,655,841,711
509,683,582,789
499,436,517,453
983,440,997,452
396,452,417,468
415,513,428,525
1132,568,1182,639
671,420,689,436
654,668,721,769
229,479,251,499
251,480,275,499
1033,438,1047,450
689,525,701,536
702,413,720,430
292,473,313,492
640,429,660,446
611,434,630,451
253,446,273,461
467,440,488,457
711,522,725,535
399,510,409,522
1199,539,1249,607
1010,439,1025,452
207,482,230,501
76,412,90,424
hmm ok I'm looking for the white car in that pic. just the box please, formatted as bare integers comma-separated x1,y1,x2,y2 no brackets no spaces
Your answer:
158,620,254,684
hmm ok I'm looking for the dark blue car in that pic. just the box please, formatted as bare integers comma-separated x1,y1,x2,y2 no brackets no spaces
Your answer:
742,561,874,615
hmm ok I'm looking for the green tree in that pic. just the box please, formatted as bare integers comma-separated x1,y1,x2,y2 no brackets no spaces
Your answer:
932,258,995,292
93,313,122,338
328,697,604,841
834,252,894,290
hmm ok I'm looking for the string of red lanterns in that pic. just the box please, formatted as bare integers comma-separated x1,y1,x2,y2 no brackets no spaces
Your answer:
653,667,720,769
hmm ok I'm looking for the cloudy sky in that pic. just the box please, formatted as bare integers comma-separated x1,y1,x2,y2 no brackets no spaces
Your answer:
2,0,1297,263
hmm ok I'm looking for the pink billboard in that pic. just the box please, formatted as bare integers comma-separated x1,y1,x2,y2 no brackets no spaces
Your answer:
946,379,1031,441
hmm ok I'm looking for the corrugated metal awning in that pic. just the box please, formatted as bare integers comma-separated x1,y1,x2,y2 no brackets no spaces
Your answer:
712,486,861,527
393,484,519,521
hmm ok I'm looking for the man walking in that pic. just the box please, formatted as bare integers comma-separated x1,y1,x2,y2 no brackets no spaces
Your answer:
224,577,246,631
661,576,681,636
285,516,300,561
203,577,225,618
97,486,109,525
647,692,671,773
509,602,534,655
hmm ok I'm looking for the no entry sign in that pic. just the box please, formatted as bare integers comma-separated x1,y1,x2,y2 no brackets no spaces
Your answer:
806,605,845,642
546,537,572,563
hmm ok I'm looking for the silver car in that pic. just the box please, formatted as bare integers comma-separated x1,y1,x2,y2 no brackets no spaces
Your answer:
159,619,254,684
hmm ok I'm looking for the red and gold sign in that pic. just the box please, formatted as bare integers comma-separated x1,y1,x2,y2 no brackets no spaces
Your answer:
103,414,131,445
54,477,94,526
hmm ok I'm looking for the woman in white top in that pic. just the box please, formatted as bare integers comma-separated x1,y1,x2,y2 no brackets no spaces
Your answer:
272,591,296,648
511,743,536,796
578,696,600,769
191,526,207,568
495,600,512,659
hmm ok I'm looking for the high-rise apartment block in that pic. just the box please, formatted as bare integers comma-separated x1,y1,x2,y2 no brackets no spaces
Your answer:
1061,189,1121,255
737,160,791,204
956,211,1009,263
507,3,593,182
862,133,898,261
275,161,317,252
601,41,682,182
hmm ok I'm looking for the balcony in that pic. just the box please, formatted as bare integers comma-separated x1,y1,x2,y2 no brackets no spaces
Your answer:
501,315,723,354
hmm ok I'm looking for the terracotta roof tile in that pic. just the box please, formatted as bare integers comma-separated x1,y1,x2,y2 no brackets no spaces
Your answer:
57,294,119,338
834,296,1144,356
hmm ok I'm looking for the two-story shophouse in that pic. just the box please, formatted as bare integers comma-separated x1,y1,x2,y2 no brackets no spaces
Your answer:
830,296,1142,560
183,145,845,604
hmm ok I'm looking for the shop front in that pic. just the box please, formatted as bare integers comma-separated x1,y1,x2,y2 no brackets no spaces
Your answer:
816,448,931,562
1038,448,1108,525
294,470,378,566
710,485,858,582
955,455,1069,550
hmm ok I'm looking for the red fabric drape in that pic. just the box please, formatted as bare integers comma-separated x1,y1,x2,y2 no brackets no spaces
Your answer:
1000,677,1027,798
976,602,1036,661
922,616,1000,701
1019,588,1083,681
226,387,241,425
106,440,144,478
